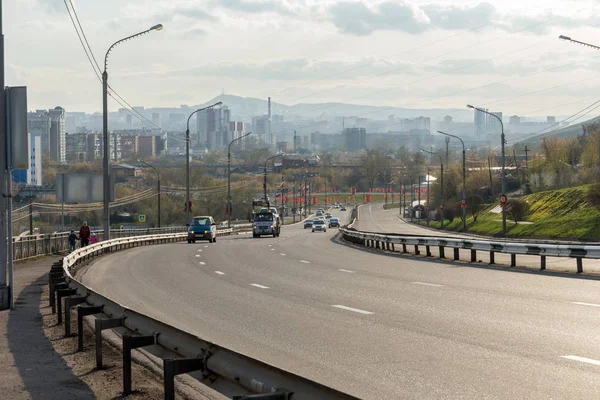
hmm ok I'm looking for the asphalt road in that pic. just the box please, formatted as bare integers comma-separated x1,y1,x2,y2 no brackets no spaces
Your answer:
80,207,600,399
355,203,600,274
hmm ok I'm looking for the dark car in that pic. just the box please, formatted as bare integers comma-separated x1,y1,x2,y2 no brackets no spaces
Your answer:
328,218,340,228
304,219,314,229
187,216,217,243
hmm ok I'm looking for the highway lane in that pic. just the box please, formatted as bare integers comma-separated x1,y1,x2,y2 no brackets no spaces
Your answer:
355,203,600,274
79,208,600,399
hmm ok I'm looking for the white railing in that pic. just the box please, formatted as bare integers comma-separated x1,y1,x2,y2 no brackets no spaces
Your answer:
340,227,600,273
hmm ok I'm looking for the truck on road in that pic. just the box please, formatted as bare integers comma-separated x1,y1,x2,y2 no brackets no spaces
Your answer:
252,208,281,238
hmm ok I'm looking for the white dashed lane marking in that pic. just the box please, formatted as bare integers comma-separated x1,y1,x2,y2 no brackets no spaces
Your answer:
300,260,310,264
214,271,225,275
572,302,600,308
331,305,373,315
280,253,286,256
250,284,270,289
561,355,600,366
412,282,443,287
338,269,355,273
199,262,206,265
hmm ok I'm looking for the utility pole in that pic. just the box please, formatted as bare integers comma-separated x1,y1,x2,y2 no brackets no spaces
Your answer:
29,201,33,235
524,145,529,169
0,0,9,310
445,136,450,167
488,157,494,197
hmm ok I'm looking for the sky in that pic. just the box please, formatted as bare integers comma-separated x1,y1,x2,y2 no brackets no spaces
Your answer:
5,0,600,120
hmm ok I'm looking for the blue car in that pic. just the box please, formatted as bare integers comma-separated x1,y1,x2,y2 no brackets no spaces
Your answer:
188,216,217,243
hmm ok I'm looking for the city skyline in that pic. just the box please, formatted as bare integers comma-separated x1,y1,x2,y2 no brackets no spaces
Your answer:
6,0,600,118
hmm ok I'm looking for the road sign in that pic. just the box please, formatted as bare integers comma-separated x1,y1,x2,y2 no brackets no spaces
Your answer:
461,198,467,209
500,194,508,205
138,214,146,223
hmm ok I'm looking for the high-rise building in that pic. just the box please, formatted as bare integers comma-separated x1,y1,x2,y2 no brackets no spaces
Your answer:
136,136,156,156
474,108,488,138
343,128,367,152
152,112,161,128
66,132,88,162
444,115,453,124
509,115,521,125
28,110,51,156
310,131,320,151
28,133,42,186
197,106,231,149
488,112,503,133
547,116,556,124
48,106,66,163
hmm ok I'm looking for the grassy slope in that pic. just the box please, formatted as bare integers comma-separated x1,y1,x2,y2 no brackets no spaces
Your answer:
420,184,600,241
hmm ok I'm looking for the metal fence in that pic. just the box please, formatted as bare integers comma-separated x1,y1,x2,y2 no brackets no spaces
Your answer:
14,225,253,262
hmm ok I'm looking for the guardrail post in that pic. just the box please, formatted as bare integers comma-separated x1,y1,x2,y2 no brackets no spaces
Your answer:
49,276,65,309
402,244,407,253
576,258,583,273
78,305,104,351
56,288,77,322
163,358,206,400
64,296,87,337
123,334,157,396
489,252,495,265
453,248,459,260
540,255,546,270
510,254,516,267
425,246,431,257
470,249,476,262
376,241,380,249
95,318,124,369
439,246,445,259
414,245,420,255
391,243,395,252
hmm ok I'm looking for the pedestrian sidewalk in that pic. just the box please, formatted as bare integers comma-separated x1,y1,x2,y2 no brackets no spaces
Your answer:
0,256,95,399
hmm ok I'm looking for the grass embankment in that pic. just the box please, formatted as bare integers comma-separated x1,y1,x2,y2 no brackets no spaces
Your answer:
418,184,600,241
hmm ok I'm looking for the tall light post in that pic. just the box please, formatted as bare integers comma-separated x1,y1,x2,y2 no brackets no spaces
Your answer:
103,23,163,240
422,149,444,229
439,130,467,230
185,101,223,225
227,132,252,228
263,153,284,209
138,159,160,228
468,104,506,235
558,35,600,50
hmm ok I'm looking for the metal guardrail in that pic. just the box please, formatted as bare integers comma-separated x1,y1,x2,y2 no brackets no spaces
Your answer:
50,233,357,400
13,224,254,262
339,227,600,273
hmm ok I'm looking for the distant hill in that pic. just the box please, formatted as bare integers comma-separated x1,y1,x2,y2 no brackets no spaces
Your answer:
191,93,472,120
518,115,600,145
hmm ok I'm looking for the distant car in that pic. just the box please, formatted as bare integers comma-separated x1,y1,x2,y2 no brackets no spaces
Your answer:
333,204,340,209
187,216,217,243
315,211,323,217
304,219,314,229
325,212,332,219
340,206,347,211
328,218,340,228
312,220,326,232
315,217,325,223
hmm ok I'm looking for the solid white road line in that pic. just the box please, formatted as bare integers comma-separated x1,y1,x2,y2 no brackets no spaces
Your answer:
280,253,286,256
214,271,225,275
561,355,600,366
250,283,270,289
572,302,600,308
331,305,373,315
199,262,206,265
300,260,310,264
412,282,443,287
338,269,355,273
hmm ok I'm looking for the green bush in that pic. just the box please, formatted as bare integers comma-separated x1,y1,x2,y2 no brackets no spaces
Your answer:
586,183,600,207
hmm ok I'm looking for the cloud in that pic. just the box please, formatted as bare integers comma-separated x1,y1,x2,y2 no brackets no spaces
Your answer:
165,57,420,81
186,27,207,36
213,0,296,16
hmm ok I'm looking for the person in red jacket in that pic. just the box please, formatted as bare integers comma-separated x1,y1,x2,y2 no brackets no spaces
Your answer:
79,221,91,247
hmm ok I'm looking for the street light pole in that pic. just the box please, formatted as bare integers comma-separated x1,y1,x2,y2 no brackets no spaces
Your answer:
439,130,467,230
468,104,506,235
263,154,284,210
227,132,252,228
103,23,163,241
416,160,429,225
185,101,223,225
422,149,444,229
138,159,160,228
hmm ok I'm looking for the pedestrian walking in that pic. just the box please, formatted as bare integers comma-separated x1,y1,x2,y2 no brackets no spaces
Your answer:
79,221,91,247
68,230,77,253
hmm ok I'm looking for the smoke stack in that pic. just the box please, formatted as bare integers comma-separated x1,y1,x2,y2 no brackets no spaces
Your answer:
268,97,271,119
